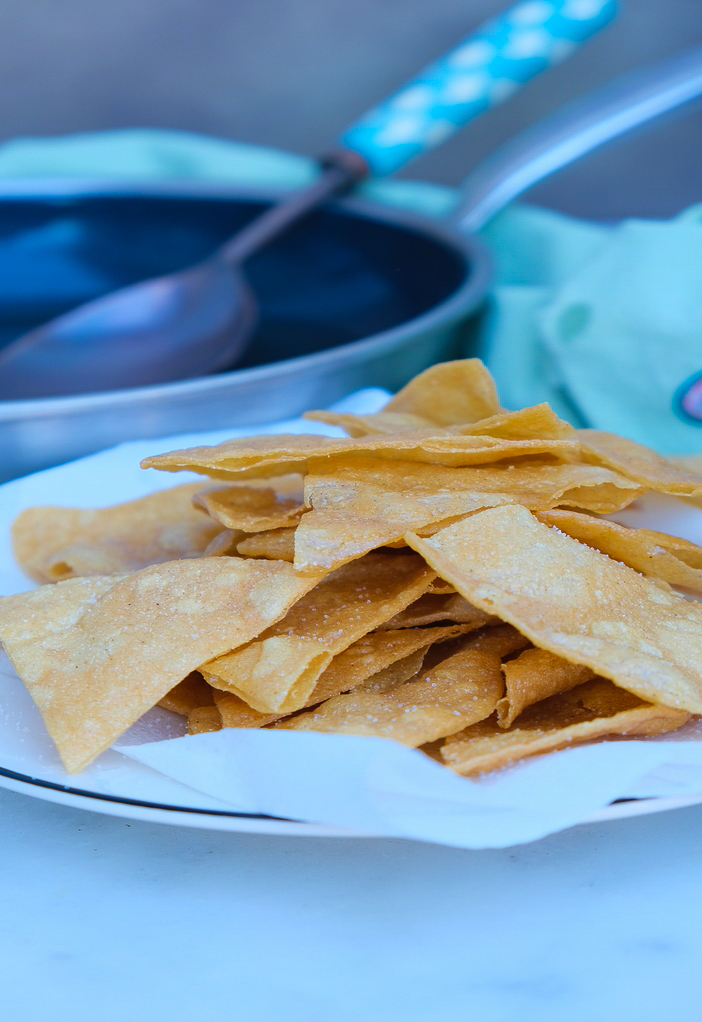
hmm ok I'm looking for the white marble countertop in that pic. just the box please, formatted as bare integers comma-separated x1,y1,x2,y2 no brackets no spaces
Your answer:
2,787,700,1021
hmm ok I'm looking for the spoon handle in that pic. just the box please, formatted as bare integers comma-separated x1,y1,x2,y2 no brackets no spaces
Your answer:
339,0,617,178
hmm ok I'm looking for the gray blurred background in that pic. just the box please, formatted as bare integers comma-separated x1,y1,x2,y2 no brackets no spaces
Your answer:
0,0,701,219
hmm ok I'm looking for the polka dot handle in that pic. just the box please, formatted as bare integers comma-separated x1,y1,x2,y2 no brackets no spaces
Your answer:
340,0,617,177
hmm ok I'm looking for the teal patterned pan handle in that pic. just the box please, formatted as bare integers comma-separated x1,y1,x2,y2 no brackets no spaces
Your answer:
340,0,618,177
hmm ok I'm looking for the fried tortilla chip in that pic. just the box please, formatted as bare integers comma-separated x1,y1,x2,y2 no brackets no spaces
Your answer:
354,648,428,694
459,622,531,659
377,592,494,630
237,528,296,561
383,359,501,425
201,552,435,714
294,456,641,571
307,622,473,705
407,505,702,714
441,678,689,775
578,430,702,496
13,483,224,583
277,647,504,746
141,431,581,481
193,485,303,532
0,558,322,772
202,635,334,715
303,410,434,436
158,672,215,716
188,705,223,735
212,688,280,729
536,508,702,593
305,403,574,442
203,529,246,556
496,647,594,728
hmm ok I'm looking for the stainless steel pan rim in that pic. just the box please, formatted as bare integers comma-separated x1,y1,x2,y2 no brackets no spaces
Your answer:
0,178,491,421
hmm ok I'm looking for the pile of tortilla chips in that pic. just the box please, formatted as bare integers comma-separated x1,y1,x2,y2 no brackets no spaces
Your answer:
3,358,702,778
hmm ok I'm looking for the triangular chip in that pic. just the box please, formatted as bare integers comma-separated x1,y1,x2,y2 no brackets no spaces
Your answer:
277,647,504,747
201,552,435,714
158,672,215,716
188,705,223,735
536,508,702,593
237,528,296,561
141,431,581,481
406,505,702,714
578,429,702,496
294,456,641,571
305,403,574,442
0,558,321,771
383,359,501,425
497,647,594,728
193,484,303,532
441,679,689,775
13,484,224,583
377,592,494,630
307,622,473,706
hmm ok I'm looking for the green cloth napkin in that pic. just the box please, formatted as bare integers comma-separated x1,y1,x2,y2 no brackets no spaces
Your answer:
2,128,700,453
478,203,702,454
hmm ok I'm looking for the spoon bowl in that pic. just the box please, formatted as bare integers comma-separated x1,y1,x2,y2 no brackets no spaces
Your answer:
0,255,257,399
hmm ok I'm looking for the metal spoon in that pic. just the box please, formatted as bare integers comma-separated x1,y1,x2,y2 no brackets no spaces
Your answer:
0,0,616,400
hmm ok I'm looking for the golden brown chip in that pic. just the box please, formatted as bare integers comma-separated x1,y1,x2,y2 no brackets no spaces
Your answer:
383,359,501,426
237,528,296,561
406,504,702,714
458,622,531,659
497,647,594,728
294,456,642,572
441,678,689,775
212,689,280,729
0,558,322,772
378,592,494,630
202,529,246,557
536,508,702,593
305,403,574,442
307,622,473,706
355,649,429,694
202,636,333,715
188,705,223,735
303,410,435,436
158,672,215,716
12,484,224,583
277,648,504,746
201,552,435,715
578,430,702,496
141,431,581,482
193,484,303,532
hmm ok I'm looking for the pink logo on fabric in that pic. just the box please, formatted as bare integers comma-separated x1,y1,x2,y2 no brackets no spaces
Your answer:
674,371,702,424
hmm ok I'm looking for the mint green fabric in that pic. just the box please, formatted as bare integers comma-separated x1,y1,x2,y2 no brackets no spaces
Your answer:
2,128,701,453
477,204,702,453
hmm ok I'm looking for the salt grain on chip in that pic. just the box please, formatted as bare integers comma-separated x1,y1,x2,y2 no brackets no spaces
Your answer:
536,508,702,593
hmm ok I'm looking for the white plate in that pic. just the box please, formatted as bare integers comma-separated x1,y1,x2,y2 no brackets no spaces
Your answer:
3,417,702,837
